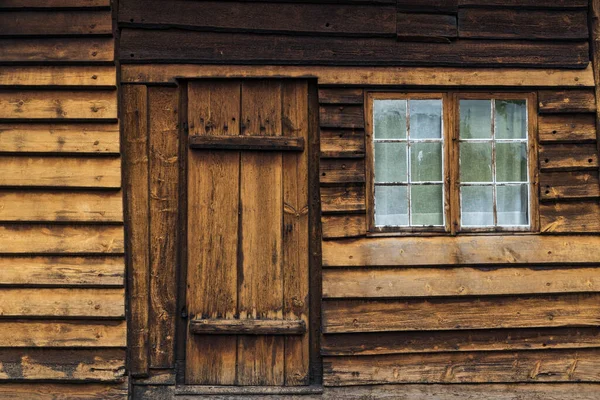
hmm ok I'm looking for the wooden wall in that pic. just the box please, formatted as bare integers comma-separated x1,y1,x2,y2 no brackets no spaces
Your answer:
0,1,127,398
117,0,589,68
319,85,600,386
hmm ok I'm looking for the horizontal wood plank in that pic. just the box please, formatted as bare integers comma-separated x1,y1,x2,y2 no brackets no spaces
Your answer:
0,156,121,188
0,256,124,286
0,225,124,254
540,171,600,200
321,185,366,213
323,267,600,298
0,288,124,318
0,0,111,8
539,143,599,172
0,10,112,36
189,319,306,335
0,66,116,87
0,383,127,400
0,349,125,382
396,0,458,13
397,13,457,41
322,327,600,356
323,235,600,267
539,90,596,114
0,320,126,347
0,123,120,154
189,135,304,151
120,29,589,68
458,0,588,8
320,159,365,184
324,349,600,385
318,88,364,105
141,383,600,400
119,0,395,36
0,91,117,120
459,9,588,40
122,64,595,87
538,114,597,143
541,201,600,233
320,129,365,158
320,105,364,129
0,191,123,222
322,214,367,239
0,37,114,63
323,294,600,333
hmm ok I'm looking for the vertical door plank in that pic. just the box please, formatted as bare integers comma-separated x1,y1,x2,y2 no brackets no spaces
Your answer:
148,87,179,369
186,81,241,384
237,81,285,385
282,81,310,385
122,84,150,377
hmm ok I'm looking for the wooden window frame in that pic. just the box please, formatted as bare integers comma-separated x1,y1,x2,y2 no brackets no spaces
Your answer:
366,91,539,236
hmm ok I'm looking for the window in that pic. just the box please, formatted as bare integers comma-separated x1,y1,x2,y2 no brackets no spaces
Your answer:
366,92,537,234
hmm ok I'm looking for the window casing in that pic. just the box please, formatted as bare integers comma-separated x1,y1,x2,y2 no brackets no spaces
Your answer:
366,92,538,235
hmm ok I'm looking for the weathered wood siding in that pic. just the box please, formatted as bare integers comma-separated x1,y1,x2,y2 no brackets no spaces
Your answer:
117,0,590,68
320,85,600,386
122,84,179,382
0,1,127,398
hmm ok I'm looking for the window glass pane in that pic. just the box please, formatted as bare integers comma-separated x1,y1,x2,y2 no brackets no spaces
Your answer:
375,142,407,183
460,100,492,139
461,185,494,226
495,100,527,139
460,142,492,182
497,185,529,226
411,185,444,226
409,99,442,139
496,142,527,182
411,142,442,182
375,185,408,226
374,100,406,139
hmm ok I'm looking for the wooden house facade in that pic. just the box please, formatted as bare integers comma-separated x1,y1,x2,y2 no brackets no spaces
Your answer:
1,0,600,399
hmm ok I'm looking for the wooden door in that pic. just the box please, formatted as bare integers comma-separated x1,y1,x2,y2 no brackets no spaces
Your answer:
185,80,310,386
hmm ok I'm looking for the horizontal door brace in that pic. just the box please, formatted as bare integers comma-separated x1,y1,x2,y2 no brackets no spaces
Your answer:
189,318,306,335
189,135,305,151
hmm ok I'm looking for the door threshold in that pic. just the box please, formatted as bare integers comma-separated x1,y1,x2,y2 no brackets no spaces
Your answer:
175,385,324,396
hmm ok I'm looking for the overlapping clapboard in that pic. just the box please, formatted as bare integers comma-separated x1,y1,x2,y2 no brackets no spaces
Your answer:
0,1,126,398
